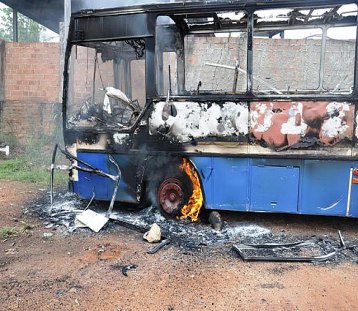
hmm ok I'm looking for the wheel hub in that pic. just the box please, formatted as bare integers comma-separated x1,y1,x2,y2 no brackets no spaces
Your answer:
158,178,184,215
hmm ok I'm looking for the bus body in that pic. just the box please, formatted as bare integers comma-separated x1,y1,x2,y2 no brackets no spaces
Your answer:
63,0,358,219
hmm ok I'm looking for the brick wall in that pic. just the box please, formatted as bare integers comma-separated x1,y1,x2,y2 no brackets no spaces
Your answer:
0,41,61,144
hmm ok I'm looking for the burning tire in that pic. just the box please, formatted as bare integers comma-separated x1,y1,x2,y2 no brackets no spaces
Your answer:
157,177,189,216
153,158,204,221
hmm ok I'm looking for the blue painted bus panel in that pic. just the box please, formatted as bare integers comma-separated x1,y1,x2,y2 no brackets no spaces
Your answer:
211,158,249,211
190,157,214,208
250,165,299,213
300,160,351,216
72,153,358,217
73,152,137,203
251,158,302,167
74,153,111,200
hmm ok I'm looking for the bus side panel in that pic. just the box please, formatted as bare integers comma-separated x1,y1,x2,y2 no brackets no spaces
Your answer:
73,152,137,203
300,160,353,216
74,152,111,200
190,157,214,208
249,158,302,213
191,157,249,211
250,165,299,213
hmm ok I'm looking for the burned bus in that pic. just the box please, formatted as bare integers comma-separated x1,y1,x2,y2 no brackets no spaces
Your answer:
62,0,358,220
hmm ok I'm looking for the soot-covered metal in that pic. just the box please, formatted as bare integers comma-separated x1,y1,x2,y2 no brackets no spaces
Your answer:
60,1,358,219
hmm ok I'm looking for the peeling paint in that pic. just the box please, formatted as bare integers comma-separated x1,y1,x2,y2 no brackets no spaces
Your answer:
281,103,307,135
250,103,273,133
76,134,108,150
113,133,130,144
149,100,354,149
67,144,79,182
149,101,249,142
251,101,354,149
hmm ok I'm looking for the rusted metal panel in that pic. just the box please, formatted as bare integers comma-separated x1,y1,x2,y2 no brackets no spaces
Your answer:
250,101,354,151
148,100,354,154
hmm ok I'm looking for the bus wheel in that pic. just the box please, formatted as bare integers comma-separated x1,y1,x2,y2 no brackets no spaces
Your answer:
157,177,186,216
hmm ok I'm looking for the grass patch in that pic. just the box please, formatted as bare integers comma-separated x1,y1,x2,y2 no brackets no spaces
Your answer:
1,117,67,186
0,222,35,238
0,137,68,186
0,158,48,184
0,226,19,238
0,157,68,185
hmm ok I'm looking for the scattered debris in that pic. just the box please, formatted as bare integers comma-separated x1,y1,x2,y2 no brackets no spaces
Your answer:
28,192,358,263
118,263,137,276
75,209,109,233
147,238,171,254
143,223,161,243
208,211,223,231
43,232,54,239
4,248,16,255
233,232,348,262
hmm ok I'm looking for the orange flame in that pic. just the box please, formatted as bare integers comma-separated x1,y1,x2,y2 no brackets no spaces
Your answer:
179,158,203,221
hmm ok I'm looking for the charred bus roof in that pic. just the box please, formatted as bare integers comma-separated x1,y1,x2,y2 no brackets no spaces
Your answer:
69,0,358,43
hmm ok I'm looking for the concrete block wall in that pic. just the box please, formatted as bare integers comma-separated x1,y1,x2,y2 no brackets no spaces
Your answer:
185,37,355,93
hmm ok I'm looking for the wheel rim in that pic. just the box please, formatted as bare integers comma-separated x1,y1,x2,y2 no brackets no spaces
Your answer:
158,178,184,215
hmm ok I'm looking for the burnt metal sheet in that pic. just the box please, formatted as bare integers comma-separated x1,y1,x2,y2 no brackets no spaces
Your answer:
232,241,337,262
250,101,354,151
71,14,154,42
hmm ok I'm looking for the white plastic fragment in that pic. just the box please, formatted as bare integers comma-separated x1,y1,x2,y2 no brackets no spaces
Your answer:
105,86,131,104
0,145,9,156
76,209,109,233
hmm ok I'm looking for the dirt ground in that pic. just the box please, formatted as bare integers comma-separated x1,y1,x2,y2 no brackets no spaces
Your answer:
0,180,357,311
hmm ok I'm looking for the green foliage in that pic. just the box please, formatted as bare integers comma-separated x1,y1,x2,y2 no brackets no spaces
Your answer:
0,134,68,186
0,221,34,237
0,226,19,237
0,7,45,42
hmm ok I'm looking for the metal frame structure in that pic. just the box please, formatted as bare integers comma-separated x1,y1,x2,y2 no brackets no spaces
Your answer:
61,0,358,219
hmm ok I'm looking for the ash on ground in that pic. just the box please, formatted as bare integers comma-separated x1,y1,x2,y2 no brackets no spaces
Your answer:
27,192,358,263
